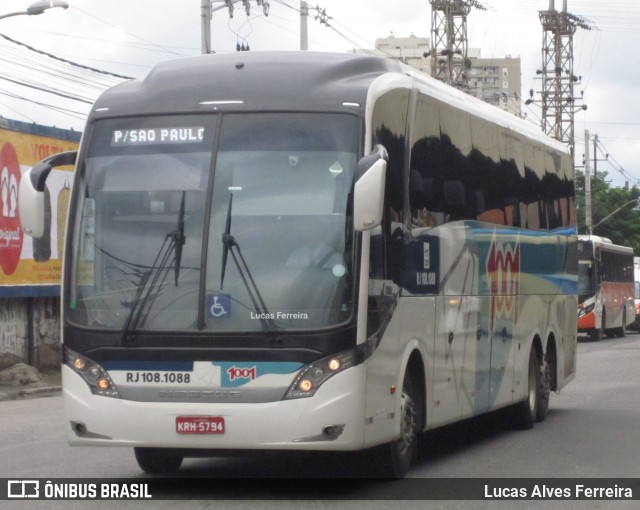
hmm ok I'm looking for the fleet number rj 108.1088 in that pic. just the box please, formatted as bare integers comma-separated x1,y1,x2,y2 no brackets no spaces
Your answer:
126,372,192,384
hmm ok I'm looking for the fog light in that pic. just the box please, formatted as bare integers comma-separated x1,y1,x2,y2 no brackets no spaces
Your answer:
322,424,345,439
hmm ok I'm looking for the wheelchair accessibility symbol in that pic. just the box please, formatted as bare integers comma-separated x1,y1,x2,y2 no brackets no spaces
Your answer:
207,293,231,319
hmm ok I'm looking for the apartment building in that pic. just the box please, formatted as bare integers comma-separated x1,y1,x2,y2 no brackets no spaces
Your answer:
359,34,522,116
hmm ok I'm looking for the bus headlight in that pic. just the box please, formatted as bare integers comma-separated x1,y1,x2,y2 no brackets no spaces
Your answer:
283,348,362,400
64,348,120,398
578,303,594,318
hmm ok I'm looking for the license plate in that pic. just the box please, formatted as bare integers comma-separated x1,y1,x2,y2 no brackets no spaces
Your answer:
176,416,225,434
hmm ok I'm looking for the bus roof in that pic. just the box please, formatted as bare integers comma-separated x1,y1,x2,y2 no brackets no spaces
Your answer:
89,51,568,156
92,51,402,117
578,235,634,255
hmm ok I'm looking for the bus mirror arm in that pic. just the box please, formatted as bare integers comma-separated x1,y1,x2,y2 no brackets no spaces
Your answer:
354,145,387,232
356,144,388,181
19,150,77,238
30,151,77,191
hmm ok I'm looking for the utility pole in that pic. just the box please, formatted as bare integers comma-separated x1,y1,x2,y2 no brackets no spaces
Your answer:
201,0,212,54
201,1,270,54
536,0,590,158
584,129,592,234
427,0,486,89
593,133,598,179
300,1,308,50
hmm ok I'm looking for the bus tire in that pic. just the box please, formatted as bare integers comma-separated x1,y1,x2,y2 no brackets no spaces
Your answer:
589,328,602,342
536,353,551,422
514,346,540,430
134,447,183,474
371,372,418,478
590,310,605,341
615,310,627,338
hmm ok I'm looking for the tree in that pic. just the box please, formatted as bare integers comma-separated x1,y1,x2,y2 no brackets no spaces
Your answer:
575,169,640,254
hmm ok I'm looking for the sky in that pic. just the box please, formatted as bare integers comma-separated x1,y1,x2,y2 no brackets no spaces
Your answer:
0,0,638,187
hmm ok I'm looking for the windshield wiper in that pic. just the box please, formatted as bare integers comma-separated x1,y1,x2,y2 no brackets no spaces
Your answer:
220,193,276,332
122,191,187,342
220,193,233,290
174,191,186,286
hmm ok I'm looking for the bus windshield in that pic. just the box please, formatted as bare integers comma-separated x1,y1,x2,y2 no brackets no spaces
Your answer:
577,260,595,298
66,113,359,333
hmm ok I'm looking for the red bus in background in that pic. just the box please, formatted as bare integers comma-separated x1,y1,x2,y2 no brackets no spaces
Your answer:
578,235,635,341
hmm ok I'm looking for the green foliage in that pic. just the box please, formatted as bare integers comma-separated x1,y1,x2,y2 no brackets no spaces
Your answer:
575,169,640,254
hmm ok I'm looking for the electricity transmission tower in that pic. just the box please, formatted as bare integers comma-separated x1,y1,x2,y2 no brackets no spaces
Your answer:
533,0,590,157
428,0,486,89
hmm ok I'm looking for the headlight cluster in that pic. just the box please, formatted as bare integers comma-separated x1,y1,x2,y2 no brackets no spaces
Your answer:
284,348,361,400
65,348,120,398
578,303,595,318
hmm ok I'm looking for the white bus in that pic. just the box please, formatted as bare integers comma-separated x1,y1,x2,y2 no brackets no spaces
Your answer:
19,52,577,478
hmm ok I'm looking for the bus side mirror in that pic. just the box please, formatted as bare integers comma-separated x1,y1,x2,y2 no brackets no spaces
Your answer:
354,145,387,232
19,151,77,238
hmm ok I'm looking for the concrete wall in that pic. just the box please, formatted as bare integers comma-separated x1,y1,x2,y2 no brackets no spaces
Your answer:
0,296,60,370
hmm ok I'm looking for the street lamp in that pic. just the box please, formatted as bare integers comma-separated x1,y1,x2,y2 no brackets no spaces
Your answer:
0,1,69,21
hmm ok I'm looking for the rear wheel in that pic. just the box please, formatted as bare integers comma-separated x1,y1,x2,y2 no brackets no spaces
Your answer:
134,447,183,474
536,353,551,422
514,346,541,430
615,310,627,338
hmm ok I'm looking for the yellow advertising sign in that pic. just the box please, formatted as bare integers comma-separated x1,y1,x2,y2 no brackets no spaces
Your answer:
0,121,80,295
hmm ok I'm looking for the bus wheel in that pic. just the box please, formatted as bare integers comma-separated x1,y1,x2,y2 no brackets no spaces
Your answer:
536,353,551,422
514,346,540,430
616,310,627,338
371,372,418,478
597,309,607,341
590,309,605,341
134,447,183,474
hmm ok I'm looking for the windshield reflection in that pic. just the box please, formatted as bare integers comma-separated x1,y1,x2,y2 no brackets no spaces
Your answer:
205,113,358,331
67,113,359,333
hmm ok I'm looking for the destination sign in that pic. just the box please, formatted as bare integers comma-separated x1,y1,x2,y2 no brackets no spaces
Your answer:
111,127,205,146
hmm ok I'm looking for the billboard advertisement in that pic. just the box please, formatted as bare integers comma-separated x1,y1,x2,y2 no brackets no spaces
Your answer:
0,118,81,297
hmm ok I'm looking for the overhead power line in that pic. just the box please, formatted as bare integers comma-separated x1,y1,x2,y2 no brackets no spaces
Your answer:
0,32,133,80
596,137,639,186
0,74,93,104
0,29,131,125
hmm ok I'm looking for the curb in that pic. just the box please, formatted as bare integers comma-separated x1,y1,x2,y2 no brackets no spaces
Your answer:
0,385,62,402
18,385,62,397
